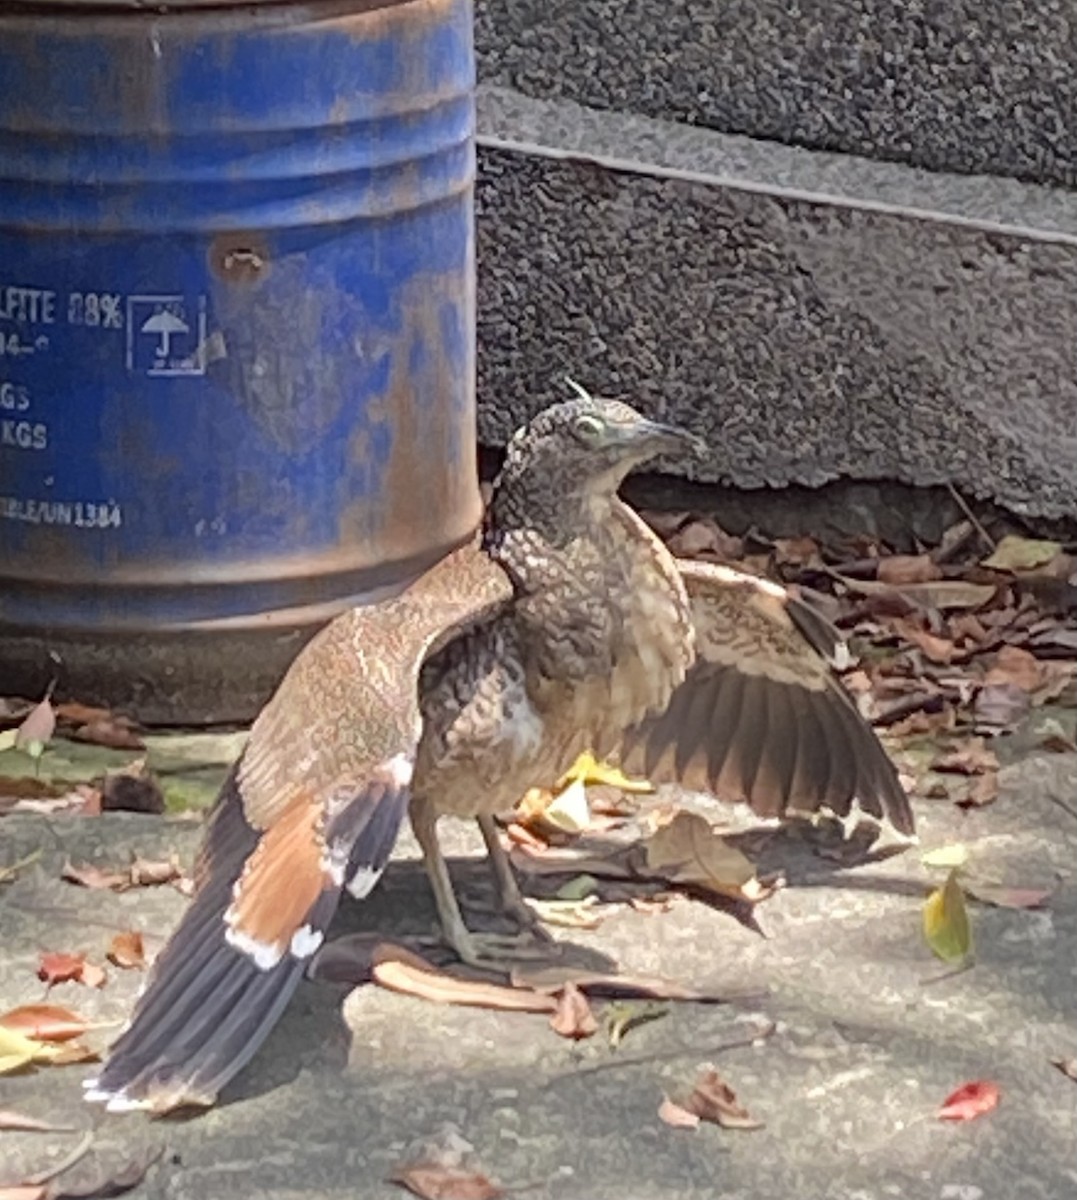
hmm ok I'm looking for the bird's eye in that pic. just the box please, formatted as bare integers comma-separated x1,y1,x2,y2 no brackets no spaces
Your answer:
573,413,606,441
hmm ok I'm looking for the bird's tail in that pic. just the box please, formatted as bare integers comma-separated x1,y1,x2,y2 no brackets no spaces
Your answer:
84,769,407,1113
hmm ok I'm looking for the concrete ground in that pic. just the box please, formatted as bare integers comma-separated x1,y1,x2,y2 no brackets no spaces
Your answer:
1,746,1075,1200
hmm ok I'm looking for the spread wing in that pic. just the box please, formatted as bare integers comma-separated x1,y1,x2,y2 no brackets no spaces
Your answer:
618,560,914,837
87,539,512,1112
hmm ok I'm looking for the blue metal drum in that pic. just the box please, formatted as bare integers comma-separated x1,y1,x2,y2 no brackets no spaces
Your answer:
0,0,479,719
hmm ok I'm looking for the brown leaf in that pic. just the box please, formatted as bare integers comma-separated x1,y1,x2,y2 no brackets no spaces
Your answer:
0,777,69,802
658,1095,700,1129
1051,1057,1077,1082
931,738,999,776
15,695,56,756
667,518,744,562
72,718,145,752
389,1128,503,1200
389,1165,503,1200
682,1068,764,1130
51,1144,164,1199
371,945,556,1013
958,771,1000,809
984,645,1046,692
509,963,746,1004
837,577,997,612
0,1109,76,1133
891,618,956,665
61,861,128,891
0,1187,48,1200
548,982,597,1040
963,882,1053,909
878,555,942,585
0,1004,96,1042
772,536,820,567
48,1042,101,1066
37,952,86,986
644,811,769,903
127,853,182,886
35,952,106,991
106,930,145,970
77,962,107,990
53,702,112,726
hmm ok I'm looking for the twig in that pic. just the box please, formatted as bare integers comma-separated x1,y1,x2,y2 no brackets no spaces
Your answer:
919,958,976,989
946,484,995,551
542,1021,776,1088
1045,792,1077,823
21,1129,93,1186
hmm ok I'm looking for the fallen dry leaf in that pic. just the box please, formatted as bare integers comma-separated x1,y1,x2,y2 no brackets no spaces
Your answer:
958,771,1000,810
548,982,598,1040
72,718,145,752
984,644,1046,692
982,535,1063,574
105,930,145,970
644,810,769,904
963,882,1053,910
891,619,956,665
50,1144,164,1199
658,1095,700,1129
388,1125,503,1200
681,1067,764,1130
923,870,972,963
371,945,556,1014
0,1004,98,1042
1050,1057,1077,1082
510,963,745,1005
605,1000,668,1047
36,952,106,991
53,702,112,726
36,952,86,987
0,1026,61,1074
0,1109,76,1133
14,694,56,759
60,861,128,891
837,577,996,612
127,853,182,886
931,738,999,776
0,1185,48,1200
938,1080,1000,1121
877,554,942,585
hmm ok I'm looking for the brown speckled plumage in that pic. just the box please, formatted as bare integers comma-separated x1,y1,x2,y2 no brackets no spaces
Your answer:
89,395,913,1113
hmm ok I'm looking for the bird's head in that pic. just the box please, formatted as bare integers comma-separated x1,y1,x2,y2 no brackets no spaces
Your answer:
487,382,705,541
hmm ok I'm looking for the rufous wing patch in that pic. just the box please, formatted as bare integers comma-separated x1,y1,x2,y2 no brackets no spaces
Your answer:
224,790,333,970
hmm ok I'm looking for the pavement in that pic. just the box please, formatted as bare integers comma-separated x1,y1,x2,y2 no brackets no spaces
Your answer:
1,743,1076,1200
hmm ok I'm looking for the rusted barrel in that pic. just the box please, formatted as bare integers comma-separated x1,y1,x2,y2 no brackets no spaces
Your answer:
0,0,480,722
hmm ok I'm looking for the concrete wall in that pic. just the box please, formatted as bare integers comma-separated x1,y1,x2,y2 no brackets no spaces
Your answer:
472,4,1077,522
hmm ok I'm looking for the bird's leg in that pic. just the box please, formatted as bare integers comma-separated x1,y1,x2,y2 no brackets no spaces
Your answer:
409,796,554,968
476,814,551,940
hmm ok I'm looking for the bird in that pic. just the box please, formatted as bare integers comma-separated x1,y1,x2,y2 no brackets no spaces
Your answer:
85,391,914,1114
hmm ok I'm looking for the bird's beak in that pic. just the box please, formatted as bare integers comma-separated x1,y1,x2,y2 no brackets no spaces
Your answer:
626,418,708,459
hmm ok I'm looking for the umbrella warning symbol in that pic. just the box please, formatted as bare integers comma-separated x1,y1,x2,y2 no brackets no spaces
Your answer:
126,294,207,377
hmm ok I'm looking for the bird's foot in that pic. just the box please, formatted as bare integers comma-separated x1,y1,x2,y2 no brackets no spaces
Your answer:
448,927,561,970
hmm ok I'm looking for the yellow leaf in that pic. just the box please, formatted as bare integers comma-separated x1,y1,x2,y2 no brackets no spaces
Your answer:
923,869,972,963
542,777,591,833
557,750,654,794
0,1026,60,1075
981,535,1062,573
921,844,969,870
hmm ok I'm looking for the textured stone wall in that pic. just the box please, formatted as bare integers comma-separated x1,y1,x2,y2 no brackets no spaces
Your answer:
472,9,1077,522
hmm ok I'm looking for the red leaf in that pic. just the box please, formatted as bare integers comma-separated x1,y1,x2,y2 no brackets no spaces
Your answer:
106,930,146,970
548,982,598,1041
36,952,85,986
938,1080,1000,1121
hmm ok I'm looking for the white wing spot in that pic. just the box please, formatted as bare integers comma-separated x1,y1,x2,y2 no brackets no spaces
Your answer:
224,924,282,971
345,864,384,900
289,924,324,959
